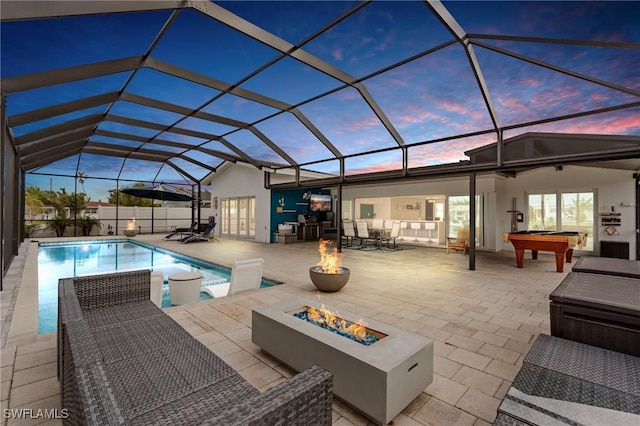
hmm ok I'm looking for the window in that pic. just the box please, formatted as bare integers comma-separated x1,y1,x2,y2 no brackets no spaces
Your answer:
342,199,353,220
527,193,557,231
527,191,594,251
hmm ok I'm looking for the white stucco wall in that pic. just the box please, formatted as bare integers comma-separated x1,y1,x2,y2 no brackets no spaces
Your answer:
498,165,636,258
208,164,272,244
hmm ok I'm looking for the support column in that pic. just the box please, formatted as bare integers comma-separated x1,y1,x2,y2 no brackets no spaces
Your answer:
469,172,476,271
337,185,343,252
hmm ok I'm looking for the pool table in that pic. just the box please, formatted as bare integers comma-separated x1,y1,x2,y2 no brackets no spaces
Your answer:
506,231,588,273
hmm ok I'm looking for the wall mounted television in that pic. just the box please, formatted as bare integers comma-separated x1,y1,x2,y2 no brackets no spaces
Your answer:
309,194,332,212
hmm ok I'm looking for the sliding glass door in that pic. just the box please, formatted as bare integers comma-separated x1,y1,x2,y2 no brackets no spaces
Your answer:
447,195,482,246
561,192,594,251
221,197,255,238
527,191,594,251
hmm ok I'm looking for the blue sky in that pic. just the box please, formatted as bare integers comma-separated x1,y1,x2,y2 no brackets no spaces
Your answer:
3,1,639,200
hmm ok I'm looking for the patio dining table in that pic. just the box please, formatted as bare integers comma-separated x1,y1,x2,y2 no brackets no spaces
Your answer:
369,228,389,248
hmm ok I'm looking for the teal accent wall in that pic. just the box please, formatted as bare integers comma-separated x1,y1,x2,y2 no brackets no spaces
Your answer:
270,188,330,243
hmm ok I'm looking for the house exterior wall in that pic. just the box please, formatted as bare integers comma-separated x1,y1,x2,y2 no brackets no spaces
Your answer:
343,167,636,258
207,164,636,258
343,177,498,249
209,164,272,243
499,165,636,258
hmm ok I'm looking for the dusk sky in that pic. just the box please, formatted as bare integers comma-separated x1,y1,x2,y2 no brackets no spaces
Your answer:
2,1,639,200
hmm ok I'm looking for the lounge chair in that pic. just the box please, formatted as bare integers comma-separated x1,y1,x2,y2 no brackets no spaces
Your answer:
163,221,198,240
179,221,217,243
447,227,470,254
202,258,264,298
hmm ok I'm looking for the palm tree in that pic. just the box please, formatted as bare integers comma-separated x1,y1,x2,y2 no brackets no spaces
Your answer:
77,171,87,196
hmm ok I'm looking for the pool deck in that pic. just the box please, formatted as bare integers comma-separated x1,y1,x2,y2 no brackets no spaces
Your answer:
1,235,570,425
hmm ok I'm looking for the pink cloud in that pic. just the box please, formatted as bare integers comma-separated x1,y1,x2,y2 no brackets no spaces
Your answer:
346,116,384,132
346,162,402,175
525,112,640,135
344,134,498,174
332,48,343,61
498,96,529,112
395,109,442,125
437,101,471,115
590,93,611,101
519,77,540,88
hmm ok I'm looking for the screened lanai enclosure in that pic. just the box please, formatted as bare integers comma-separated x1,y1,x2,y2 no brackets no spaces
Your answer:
2,1,640,273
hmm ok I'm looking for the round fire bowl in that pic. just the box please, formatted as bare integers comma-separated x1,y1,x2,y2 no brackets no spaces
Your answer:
123,229,138,237
309,267,350,292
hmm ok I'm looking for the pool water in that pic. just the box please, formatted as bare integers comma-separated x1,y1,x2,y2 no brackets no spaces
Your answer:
38,239,279,334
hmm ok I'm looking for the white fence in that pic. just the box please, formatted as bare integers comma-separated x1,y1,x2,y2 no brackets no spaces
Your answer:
28,206,214,237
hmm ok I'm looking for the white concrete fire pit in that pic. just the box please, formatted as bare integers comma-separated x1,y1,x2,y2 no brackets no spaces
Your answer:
252,298,434,425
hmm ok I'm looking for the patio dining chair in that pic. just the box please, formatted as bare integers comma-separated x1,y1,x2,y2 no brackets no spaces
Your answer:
342,219,358,247
382,221,401,248
355,220,375,247
372,218,384,230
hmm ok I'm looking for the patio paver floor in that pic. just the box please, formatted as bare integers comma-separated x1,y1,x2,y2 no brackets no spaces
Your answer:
1,235,570,425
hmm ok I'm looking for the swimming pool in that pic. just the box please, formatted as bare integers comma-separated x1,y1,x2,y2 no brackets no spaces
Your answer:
38,239,279,334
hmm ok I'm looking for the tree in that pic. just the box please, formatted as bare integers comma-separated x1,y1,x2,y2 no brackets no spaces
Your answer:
25,186,46,219
24,185,89,218
77,171,87,195
56,188,89,217
108,183,153,207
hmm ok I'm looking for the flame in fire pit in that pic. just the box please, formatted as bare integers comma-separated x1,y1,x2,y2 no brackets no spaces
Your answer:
126,217,136,231
317,239,341,274
307,304,368,341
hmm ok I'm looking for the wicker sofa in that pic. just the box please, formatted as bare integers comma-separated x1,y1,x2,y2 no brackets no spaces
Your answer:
58,269,333,425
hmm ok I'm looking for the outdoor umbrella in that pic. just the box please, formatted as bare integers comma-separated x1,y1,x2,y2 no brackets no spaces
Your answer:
120,185,198,233
119,184,194,202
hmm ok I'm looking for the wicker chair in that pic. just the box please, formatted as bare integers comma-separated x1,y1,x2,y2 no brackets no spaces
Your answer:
58,269,333,425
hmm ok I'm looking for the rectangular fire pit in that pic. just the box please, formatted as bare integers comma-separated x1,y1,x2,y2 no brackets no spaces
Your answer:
252,298,434,425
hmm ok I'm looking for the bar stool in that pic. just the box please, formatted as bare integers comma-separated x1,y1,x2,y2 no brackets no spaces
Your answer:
424,222,437,243
411,222,421,242
399,222,409,241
